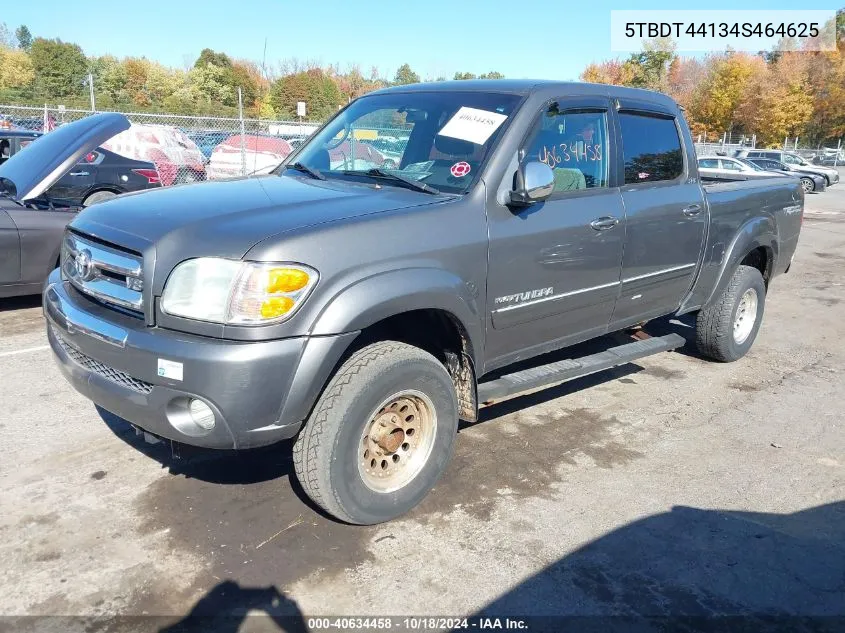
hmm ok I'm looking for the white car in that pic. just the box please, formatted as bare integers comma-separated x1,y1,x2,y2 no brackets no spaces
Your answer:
697,156,785,182
206,135,293,180
102,124,206,186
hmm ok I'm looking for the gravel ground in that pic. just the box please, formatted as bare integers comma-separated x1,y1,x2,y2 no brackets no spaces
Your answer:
1,173,843,632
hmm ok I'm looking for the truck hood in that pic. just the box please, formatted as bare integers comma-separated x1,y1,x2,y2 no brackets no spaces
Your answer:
70,174,447,262
0,112,129,202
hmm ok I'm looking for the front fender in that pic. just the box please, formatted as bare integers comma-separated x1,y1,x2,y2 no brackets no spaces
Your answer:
310,267,484,365
702,216,778,308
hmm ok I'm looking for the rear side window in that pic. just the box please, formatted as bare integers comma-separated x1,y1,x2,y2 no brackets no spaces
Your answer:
619,113,684,184
720,160,742,171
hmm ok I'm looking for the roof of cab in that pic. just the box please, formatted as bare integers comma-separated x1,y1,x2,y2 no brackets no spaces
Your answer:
369,79,679,109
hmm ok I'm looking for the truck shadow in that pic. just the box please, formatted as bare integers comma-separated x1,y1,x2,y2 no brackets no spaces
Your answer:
470,501,845,631
157,580,307,633
0,294,42,313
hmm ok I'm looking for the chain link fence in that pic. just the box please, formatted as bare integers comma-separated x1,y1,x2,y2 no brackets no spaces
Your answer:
0,103,325,186
692,131,843,166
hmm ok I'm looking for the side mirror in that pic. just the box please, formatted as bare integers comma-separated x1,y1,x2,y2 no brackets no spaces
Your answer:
509,161,555,206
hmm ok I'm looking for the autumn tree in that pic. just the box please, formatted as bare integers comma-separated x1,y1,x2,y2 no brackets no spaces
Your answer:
0,47,35,91
689,53,765,135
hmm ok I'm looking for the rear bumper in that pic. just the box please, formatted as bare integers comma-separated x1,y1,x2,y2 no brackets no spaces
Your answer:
44,271,355,449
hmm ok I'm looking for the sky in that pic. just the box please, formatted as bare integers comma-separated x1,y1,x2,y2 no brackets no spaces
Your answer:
2,1,841,80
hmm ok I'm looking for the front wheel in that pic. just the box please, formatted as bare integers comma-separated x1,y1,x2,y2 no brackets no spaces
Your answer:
800,177,815,194
696,265,766,362
293,341,458,524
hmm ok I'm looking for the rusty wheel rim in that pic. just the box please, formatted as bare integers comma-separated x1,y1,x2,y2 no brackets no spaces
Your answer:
358,390,437,493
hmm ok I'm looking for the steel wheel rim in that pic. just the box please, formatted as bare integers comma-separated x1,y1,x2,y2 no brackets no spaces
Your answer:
358,390,437,493
733,288,758,345
802,178,813,193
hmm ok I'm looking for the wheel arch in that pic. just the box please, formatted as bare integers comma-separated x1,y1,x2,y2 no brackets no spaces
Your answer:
701,217,778,309
280,268,484,428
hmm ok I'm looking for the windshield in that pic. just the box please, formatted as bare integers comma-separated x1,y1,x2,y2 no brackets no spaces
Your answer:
279,91,522,194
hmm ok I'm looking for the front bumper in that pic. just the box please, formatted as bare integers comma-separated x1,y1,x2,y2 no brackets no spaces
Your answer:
44,271,352,449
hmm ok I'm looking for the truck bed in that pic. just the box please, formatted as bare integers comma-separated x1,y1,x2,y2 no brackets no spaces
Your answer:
683,177,803,312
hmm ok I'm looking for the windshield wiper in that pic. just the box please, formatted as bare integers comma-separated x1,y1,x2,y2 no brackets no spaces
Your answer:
0,188,23,207
286,162,326,181
344,168,440,194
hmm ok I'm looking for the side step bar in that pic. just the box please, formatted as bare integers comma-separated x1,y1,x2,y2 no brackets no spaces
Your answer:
477,333,686,404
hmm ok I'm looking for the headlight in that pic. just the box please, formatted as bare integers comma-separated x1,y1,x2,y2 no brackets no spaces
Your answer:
161,258,318,325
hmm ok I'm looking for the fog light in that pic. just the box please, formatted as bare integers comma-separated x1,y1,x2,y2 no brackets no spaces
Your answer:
188,398,215,430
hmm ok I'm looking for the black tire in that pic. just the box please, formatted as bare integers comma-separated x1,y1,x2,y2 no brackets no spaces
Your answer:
293,341,458,525
696,264,766,362
82,190,117,206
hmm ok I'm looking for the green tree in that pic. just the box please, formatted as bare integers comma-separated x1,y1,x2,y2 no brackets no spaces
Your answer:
269,69,342,119
15,25,32,52
479,71,504,79
30,38,88,99
194,48,232,70
454,71,477,80
624,38,676,90
393,63,420,85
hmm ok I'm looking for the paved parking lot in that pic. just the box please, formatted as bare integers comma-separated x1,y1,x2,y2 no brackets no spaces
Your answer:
1,175,844,630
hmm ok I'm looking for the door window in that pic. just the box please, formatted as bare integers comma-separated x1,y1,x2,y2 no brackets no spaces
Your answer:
783,154,802,165
523,106,609,192
720,159,742,171
698,158,719,168
619,113,684,184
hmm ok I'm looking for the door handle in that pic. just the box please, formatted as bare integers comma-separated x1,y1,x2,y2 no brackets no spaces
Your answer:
69,171,89,177
590,216,619,231
682,204,702,217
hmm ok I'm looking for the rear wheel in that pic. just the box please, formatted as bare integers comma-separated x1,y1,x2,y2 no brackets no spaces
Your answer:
800,177,815,194
82,190,117,207
696,265,766,362
293,341,458,524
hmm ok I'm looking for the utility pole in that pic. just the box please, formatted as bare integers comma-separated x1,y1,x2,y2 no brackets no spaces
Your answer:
88,73,95,112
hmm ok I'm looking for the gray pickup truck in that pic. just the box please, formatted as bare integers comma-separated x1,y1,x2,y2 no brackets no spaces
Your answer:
35,81,803,524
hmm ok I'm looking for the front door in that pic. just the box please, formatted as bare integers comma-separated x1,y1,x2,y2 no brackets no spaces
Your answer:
610,110,707,329
485,99,625,368
0,208,21,284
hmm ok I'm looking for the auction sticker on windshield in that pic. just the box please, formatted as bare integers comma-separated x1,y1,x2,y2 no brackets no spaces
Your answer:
438,107,508,145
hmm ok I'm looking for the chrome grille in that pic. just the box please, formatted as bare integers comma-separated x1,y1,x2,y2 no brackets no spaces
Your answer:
52,327,153,395
61,232,143,313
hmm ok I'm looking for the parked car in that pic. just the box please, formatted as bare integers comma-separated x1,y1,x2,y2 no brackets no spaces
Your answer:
0,129,161,207
813,151,844,166
735,149,839,187
744,157,827,193
696,156,785,182
206,135,293,180
327,139,386,170
42,82,802,525
102,123,206,186
0,114,134,297
697,155,824,194
186,130,229,160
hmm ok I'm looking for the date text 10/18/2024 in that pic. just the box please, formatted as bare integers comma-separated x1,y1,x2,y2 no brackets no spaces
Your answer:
308,617,529,630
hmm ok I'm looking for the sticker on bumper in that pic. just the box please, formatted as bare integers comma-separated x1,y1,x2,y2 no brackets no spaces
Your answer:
157,359,183,381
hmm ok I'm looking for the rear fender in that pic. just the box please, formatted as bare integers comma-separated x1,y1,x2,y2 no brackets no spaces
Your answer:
702,216,778,308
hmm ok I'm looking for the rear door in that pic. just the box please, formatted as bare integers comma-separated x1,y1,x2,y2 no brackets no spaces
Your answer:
49,150,99,202
610,107,706,329
485,97,626,366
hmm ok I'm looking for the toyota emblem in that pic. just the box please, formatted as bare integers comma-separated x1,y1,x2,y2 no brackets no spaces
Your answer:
75,249,94,281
